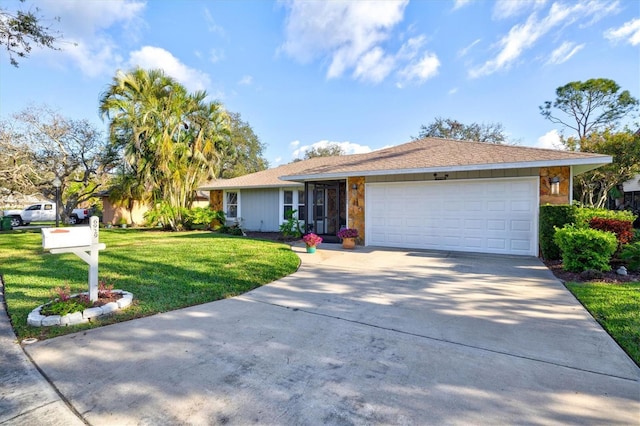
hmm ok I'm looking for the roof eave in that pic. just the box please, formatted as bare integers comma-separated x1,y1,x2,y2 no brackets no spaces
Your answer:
199,182,304,191
280,157,613,182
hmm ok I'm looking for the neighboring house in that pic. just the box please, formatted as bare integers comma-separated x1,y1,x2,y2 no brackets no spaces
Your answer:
100,191,210,225
200,137,611,257
622,174,640,220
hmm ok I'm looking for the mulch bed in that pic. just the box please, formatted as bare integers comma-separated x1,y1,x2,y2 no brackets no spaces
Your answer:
544,259,640,283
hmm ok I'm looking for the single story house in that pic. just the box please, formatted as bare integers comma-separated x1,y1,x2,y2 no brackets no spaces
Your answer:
622,174,640,227
200,137,611,256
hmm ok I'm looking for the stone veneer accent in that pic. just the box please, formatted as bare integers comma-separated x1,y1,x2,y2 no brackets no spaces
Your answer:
210,190,223,210
539,166,570,205
27,290,134,327
347,176,365,245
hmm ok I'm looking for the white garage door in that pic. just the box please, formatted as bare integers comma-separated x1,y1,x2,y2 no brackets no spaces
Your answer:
366,178,538,256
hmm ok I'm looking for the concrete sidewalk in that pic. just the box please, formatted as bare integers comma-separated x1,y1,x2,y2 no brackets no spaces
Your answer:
7,245,640,424
0,281,84,425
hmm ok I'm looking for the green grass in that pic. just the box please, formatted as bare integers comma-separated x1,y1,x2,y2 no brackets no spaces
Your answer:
0,229,300,340
566,281,640,366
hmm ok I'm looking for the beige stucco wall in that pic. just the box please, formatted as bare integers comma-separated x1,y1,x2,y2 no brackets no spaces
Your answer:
101,197,148,225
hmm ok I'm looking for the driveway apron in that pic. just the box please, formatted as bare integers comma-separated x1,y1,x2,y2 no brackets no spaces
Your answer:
23,246,640,425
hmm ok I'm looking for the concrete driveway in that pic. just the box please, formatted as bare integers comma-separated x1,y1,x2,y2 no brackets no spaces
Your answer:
25,245,640,425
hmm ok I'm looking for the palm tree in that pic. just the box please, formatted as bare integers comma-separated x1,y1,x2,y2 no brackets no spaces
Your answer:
99,68,229,230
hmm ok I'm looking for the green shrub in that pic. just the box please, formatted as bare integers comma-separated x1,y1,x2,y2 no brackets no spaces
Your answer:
539,204,576,260
554,225,618,272
620,242,640,271
279,209,302,239
184,208,225,230
574,207,637,228
218,225,243,236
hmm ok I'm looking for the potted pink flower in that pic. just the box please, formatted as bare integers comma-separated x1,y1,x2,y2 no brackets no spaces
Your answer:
302,233,323,253
337,228,358,249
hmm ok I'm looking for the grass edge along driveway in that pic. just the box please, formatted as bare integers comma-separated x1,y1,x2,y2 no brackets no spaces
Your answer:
566,281,640,366
1,229,300,341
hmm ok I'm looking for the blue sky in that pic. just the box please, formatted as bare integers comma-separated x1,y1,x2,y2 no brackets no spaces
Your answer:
1,0,639,167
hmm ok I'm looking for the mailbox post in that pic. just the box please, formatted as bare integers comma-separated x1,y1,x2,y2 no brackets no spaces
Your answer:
42,216,105,302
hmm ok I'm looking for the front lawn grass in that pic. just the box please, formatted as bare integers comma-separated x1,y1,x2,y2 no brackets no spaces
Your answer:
1,229,300,340
566,281,640,366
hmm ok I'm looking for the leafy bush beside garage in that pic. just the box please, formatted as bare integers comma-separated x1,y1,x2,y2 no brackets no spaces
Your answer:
554,226,618,272
539,204,577,260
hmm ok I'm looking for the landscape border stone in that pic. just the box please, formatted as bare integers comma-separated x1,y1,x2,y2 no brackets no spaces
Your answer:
27,290,134,327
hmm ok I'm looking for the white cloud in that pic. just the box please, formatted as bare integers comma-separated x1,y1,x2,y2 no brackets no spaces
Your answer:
397,52,440,86
292,140,372,159
395,35,440,87
547,41,585,64
128,47,211,92
353,47,395,83
203,7,225,35
452,0,473,11
470,1,618,78
238,75,253,86
32,0,146,77
280,0,409,83
605,18,640,46
289,140,300,149
492,0,546,20
209,48,225,63
448,87,458,95
40,0,146,38
535,129,563,149
458,38,481,57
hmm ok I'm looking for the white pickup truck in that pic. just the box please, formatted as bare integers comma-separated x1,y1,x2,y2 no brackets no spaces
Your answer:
3,203,90,227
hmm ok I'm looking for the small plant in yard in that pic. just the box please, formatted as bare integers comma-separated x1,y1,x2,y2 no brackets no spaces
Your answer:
41,285,91,316
302,232,323,247
337,228,358,239
620,242,640,271
280,209,302,239
39,280,123,317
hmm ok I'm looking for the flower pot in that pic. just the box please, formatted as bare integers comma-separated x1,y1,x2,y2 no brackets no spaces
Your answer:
342,237,356,249
306,245,317,253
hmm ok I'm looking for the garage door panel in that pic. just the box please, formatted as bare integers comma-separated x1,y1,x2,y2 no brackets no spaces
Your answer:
366,178,537,256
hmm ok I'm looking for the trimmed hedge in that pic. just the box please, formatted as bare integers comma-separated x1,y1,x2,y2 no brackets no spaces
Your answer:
554,226,618,272
574,207,637,228
539,204,576,260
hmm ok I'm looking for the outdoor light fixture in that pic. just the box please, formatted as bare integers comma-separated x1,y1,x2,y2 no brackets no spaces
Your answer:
52,176,62,227
352,184,358,190
433,173,449,181
550,176,560,196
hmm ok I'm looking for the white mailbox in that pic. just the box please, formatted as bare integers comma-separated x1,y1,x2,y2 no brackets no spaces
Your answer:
42,227,92,249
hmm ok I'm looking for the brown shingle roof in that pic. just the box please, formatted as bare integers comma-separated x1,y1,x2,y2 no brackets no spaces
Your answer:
200,137,611,190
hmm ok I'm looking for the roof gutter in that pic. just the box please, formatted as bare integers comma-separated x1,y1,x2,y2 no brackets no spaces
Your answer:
280,156,612,182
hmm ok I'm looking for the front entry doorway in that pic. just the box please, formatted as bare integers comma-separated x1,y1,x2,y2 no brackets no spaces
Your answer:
305,181,346,243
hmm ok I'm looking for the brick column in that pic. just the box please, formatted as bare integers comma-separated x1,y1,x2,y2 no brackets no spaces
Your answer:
209,190,223,210
539,166,570,205
347,177,365,244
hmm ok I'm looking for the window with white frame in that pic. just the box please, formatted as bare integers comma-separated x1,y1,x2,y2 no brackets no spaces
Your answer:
283,190,294,220
280,189,305,222
297,190,305,221
226,191,238,219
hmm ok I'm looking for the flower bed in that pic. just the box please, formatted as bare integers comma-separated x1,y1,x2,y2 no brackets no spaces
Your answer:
27,290,134,327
